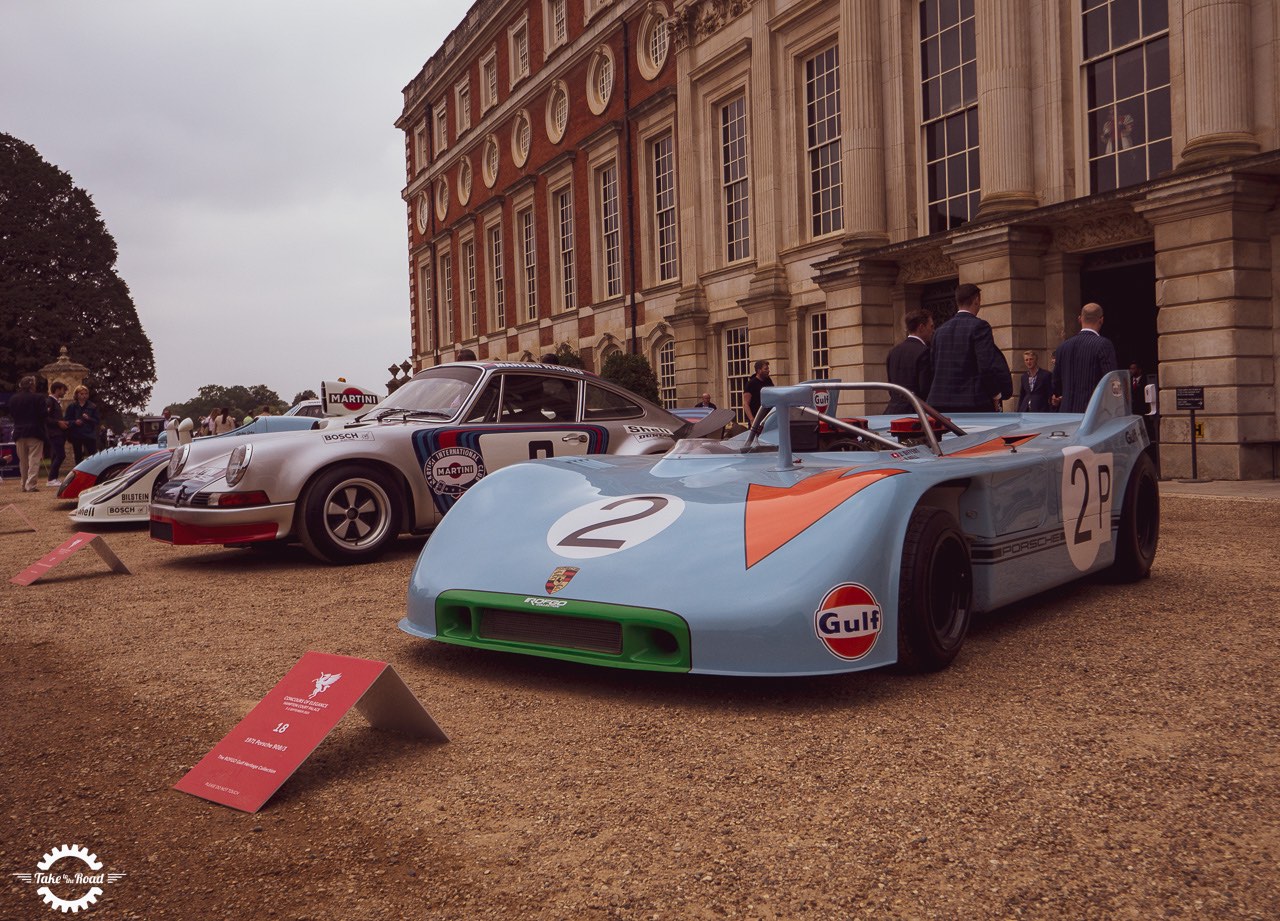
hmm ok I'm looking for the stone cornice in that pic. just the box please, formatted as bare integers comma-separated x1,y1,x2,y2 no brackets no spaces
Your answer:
670,0,755,53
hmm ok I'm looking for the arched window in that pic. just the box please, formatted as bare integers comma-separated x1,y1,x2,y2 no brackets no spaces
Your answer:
655,338,676,407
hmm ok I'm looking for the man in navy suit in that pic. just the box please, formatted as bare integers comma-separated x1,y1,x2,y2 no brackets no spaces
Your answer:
1052,302,1118,413
1017,350,1054,412
884,308,934,414
926,284,1012,414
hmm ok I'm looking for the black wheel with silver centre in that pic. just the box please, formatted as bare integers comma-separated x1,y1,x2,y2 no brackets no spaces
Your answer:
297,464,401,564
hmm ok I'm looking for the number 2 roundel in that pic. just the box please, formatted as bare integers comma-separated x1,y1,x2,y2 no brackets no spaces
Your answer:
547,494,685,559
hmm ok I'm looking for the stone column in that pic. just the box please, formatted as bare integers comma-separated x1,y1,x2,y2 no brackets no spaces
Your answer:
1180,0,1258,164
975,0,1038,215
738,263,792,382
1134,174,1277,478
667,284,710,405
944,225,1051,408
814,257,899,415
840,0,888,245
1042,252,1084,356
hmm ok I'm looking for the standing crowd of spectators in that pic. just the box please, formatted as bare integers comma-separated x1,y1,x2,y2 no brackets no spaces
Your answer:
3,378,99,489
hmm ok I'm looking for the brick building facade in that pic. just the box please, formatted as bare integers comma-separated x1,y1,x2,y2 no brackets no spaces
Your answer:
398,0,682,399
403,0,1280,479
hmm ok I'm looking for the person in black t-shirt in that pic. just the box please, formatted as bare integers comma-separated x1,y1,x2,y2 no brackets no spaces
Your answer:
742,360,774,426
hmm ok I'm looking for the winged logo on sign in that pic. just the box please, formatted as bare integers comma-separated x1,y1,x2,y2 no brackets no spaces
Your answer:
545,566,579,594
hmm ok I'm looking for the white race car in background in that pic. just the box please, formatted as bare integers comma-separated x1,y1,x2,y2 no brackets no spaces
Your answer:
69,382,381,526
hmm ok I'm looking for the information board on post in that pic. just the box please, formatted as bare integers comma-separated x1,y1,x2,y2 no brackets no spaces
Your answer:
1175,387,1205,411
174,651,447,813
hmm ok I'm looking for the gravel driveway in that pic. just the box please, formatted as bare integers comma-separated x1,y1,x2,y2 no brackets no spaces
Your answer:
1,486,1275,919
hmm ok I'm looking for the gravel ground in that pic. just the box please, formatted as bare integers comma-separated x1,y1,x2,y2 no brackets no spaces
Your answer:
1,485,1276,920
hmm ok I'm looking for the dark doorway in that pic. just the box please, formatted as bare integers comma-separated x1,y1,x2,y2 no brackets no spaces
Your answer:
1080,244,1158,373
921,278,960,325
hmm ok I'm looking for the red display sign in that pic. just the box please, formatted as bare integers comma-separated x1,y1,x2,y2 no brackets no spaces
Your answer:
174,652,447,813
10,532,130,585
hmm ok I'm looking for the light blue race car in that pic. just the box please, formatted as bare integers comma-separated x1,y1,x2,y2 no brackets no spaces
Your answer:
56,409,322,501
399,371,1159,676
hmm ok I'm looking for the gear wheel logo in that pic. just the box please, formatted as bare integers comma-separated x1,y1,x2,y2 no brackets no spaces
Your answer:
11,843,125,913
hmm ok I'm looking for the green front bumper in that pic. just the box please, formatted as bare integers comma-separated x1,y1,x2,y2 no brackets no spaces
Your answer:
434,590,691,672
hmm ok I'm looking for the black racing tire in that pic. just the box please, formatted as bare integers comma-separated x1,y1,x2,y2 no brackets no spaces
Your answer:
825,438,867,452
897,507,973,672
1109,451,1159,582
297,464,402,565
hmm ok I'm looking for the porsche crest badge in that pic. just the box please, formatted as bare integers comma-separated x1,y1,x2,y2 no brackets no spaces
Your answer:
545,566,579,594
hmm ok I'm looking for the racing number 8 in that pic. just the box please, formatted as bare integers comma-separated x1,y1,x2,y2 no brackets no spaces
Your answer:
557,496,670,550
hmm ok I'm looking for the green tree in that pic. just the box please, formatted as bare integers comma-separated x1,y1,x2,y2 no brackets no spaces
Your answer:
0,134,156,410
166,383,284,425
551,342,584,369
291,389,318,405
601,352,660,403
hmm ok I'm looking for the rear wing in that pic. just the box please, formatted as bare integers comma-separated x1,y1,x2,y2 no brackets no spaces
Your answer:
672,407,736,441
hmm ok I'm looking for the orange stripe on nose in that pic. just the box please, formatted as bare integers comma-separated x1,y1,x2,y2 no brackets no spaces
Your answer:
744,468,906,569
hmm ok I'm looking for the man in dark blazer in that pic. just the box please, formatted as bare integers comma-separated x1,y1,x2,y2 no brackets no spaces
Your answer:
884,308,934,414
1052,302,1118,413
1017,350,1054,412
926,284,1012,414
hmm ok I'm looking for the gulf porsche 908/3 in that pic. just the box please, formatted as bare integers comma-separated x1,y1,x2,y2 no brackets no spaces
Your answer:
149,362,732,564
399,370,1159,676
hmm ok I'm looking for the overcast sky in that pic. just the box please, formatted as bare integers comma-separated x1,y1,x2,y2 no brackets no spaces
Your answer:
2,0,470,412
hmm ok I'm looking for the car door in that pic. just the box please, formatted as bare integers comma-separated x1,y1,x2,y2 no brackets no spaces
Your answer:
413,372,606,514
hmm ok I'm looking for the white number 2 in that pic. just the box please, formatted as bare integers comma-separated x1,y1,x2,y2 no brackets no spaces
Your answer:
547,494,685,559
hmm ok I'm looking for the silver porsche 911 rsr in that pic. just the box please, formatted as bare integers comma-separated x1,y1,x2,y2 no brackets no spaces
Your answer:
150,362,729,564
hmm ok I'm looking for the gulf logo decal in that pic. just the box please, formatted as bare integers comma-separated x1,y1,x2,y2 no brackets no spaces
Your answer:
814,583,882,660
743,467,906,569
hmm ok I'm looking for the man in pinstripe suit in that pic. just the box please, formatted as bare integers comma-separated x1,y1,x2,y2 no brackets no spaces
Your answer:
1052,302,1118,413
926,284,1012,414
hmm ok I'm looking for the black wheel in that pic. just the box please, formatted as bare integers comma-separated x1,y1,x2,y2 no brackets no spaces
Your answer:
297,465,401,565
1109,451,1159,582
897,507,973,672
825,438,866,452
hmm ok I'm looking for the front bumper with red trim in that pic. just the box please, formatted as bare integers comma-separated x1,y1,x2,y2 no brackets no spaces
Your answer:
149,502,295,546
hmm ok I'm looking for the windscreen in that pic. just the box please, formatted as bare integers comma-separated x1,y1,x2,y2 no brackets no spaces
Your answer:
362,366,483,419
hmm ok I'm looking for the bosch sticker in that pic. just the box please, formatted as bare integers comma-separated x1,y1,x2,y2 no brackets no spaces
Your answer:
814,583,882,660
322,431,375,443
425,447,486,496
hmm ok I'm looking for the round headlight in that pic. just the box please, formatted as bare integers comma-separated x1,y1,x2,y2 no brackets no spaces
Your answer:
226,443,253,486
168,443,191,479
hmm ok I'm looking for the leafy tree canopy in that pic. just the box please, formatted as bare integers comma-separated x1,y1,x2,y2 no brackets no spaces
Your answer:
601,352,659,403
292,389,318,405
550,342,584,369
164,384,285,425
1,133,156,410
